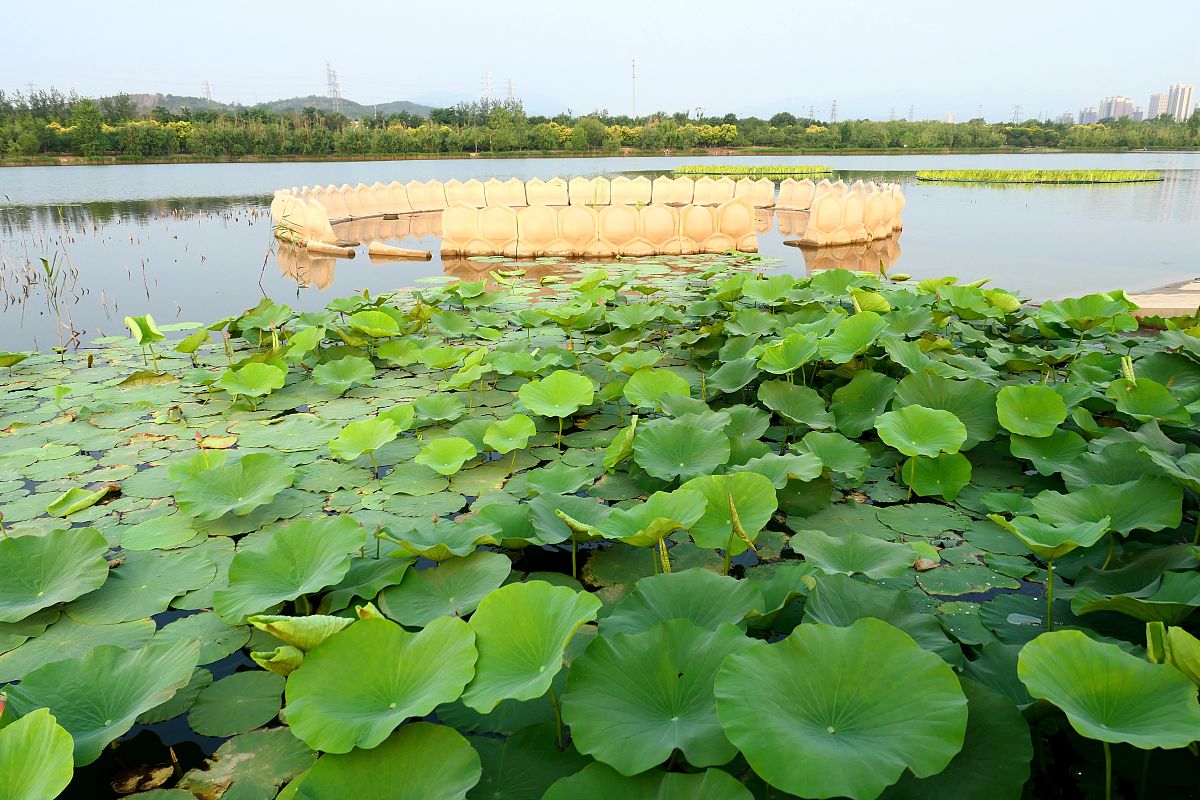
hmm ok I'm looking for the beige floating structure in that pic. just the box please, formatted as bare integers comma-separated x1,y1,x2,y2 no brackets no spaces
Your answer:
367,241,432,260
271,175,905,253
1128,278,1200,319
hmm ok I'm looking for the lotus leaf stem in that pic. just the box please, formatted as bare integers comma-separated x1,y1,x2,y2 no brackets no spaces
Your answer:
548,686,564,750
1046,559,1055,631
1192,514,1199,546
1138,750,1150,800
571,536,578,581
1102,533,1116,570
1103,741,1112,800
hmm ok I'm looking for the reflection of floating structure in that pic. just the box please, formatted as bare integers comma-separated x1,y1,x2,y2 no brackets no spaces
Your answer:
271,177,906,254
783,237,902,275
276,244,337,290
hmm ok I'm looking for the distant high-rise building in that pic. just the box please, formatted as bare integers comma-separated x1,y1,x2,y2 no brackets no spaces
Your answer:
943,112,955,123
1099,96,1135,119
1167,84,1194,122
1079,107,1099,124
1132,107,1144,122
1148,92,1169,119
1056,112,1075,124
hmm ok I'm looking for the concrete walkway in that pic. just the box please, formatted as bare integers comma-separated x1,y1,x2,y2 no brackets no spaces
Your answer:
1128,277,1200,318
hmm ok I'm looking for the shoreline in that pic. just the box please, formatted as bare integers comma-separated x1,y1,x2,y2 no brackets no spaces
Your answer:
3,146,1199,169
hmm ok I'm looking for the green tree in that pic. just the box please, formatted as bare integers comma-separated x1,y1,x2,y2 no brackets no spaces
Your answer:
70,99,104,156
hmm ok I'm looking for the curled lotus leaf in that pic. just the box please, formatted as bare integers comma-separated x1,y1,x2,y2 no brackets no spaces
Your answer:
986,515,1110,561
248,614,355,652
252,645,305,677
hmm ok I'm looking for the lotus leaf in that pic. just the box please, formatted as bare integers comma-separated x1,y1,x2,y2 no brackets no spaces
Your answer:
563,620,754,774
794,430,870,481
1106,377,1189,423
65,548,216,624
468,723,590,800
832,369,898,437
45,484,117,517
904,452,973,500
678,472,777,554
293,723,480,800
215,362,286,400
412,393,467,422
819,310,889,363
1018,630,1200,748
415,437,478,475
462,581,601,712
188,670,285,737
5,641,200,765
248,614,354,651
601,569,764,635
176,728,315,800
517,370,594,418
542,763,752,800
875,405,967,457
174,452,296,520
757,333,818,374
892,373,999,448
706,358,760,394
0,617,156,684
483,414,537,453
1031,476,1182,534
0,352,30,369
347,310,401,338
213,516,365,622
996,384,1067,438
790,528,915,579
0,527,108,623
714,618,968,799
154,611,251,664
252,646,304,676
733,452,822,487
312,355,375,393
632,419,730,482
757,381,834,428
600,489,706,546
378,551,512,626
124,314,165,345
987,515,1109,560
0,708,74,800
623,368,690,409
378,403,416,431
328,417,399,462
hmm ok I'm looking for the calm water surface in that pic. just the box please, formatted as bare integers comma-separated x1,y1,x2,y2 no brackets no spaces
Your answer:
1,152,1197,349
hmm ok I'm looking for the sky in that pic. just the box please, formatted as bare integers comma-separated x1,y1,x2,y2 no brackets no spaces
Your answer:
4,0,1198,121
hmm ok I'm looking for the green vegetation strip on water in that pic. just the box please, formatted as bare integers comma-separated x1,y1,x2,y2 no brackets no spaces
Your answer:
915,169,1163,184
671,164,833,176
1,252,1200,799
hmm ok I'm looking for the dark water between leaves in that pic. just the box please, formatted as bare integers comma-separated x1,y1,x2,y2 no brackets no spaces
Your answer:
2,152,1198,350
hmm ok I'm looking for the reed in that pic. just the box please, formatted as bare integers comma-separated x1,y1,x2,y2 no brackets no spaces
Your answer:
672,165,833,176
915,169,1163,184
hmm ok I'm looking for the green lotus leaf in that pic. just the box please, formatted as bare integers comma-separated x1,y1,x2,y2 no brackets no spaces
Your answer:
1139,448,1200,494
1031,476,1182,535
996,384,1068,438
794,430,870,482
177,728,315,800
378,403,416,432
0,708,74,800
188,670,285,737
757,333,819,374
312,355,376,393
415,437,479,476
0,352,30,369
213,516,366,622
832,369,898,437
215,362,287,400
517,370,595,418
65,548,216,625
482,414,537,454
623,368,690,409
706,357,760,394
1105,377,1189,423
0,617,155,685
1009,429,1088,476
462,581,601,712
986,515,1109,560
0,527,108,623
563,620,754,775
378,551,512,627
607,302,662,329
881,678,1032,800
468,722,590,800
527,462,595,495
903,452,973,501
789,528,915,579
732,452,822,487
284,325,324,361
45,484,117,517
607,350,662,375
154,611,251,665
714,618,968,800
124,314,165,345
248,614,354,652
633,419,730,483
346,310,401,338
1149,624,1200,686
601,569,764,636
174,452,296,520
5,641,200,765
293,723,480,800
328,417,400,462
119,514,199,551
285,617,476,752
875,405,967,457
412,393,466,423
892,373,999,448
818,310,889,363
678,472,777,554
319,556,413,613
383,517,496,562
1070,572,1200,624
542,763,752,800
1038,291,1137,332
600,489,706,546
252,645,305,676
876,502,972,537
1017,630,1200,747
757,380,834,428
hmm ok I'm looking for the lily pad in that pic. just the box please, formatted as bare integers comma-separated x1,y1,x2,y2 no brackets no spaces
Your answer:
378,551,512,627
0,527,109,623
188,670,285,737
174,452,296,520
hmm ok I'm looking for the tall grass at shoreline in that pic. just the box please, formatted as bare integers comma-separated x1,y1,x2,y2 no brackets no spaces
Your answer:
916,169,1162,184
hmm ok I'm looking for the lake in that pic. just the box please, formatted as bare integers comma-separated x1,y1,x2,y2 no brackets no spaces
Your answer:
2,152,1197,349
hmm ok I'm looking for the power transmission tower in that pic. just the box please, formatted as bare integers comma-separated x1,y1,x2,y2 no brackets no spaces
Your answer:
631,57,637,119
808,105,815,120
1011,104,1021,124
481,72,494,101
890,108,895,121
325,62,343,114
505,79,515,103
202,81,213,101
908,105,914,121
830,100,837,123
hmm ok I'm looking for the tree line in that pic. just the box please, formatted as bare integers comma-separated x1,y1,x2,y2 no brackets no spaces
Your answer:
2,90,1198,160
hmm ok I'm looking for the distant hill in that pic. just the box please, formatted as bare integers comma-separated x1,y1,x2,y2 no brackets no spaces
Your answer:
122,93,433,118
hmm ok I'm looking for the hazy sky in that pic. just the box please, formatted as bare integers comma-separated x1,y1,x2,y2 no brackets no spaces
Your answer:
5,0,1198,120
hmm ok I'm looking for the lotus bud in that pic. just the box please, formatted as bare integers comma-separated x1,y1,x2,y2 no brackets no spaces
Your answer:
251,646,305,676
356,602,385,620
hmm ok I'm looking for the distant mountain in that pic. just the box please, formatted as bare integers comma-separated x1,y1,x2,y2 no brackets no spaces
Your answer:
121,93,433,118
